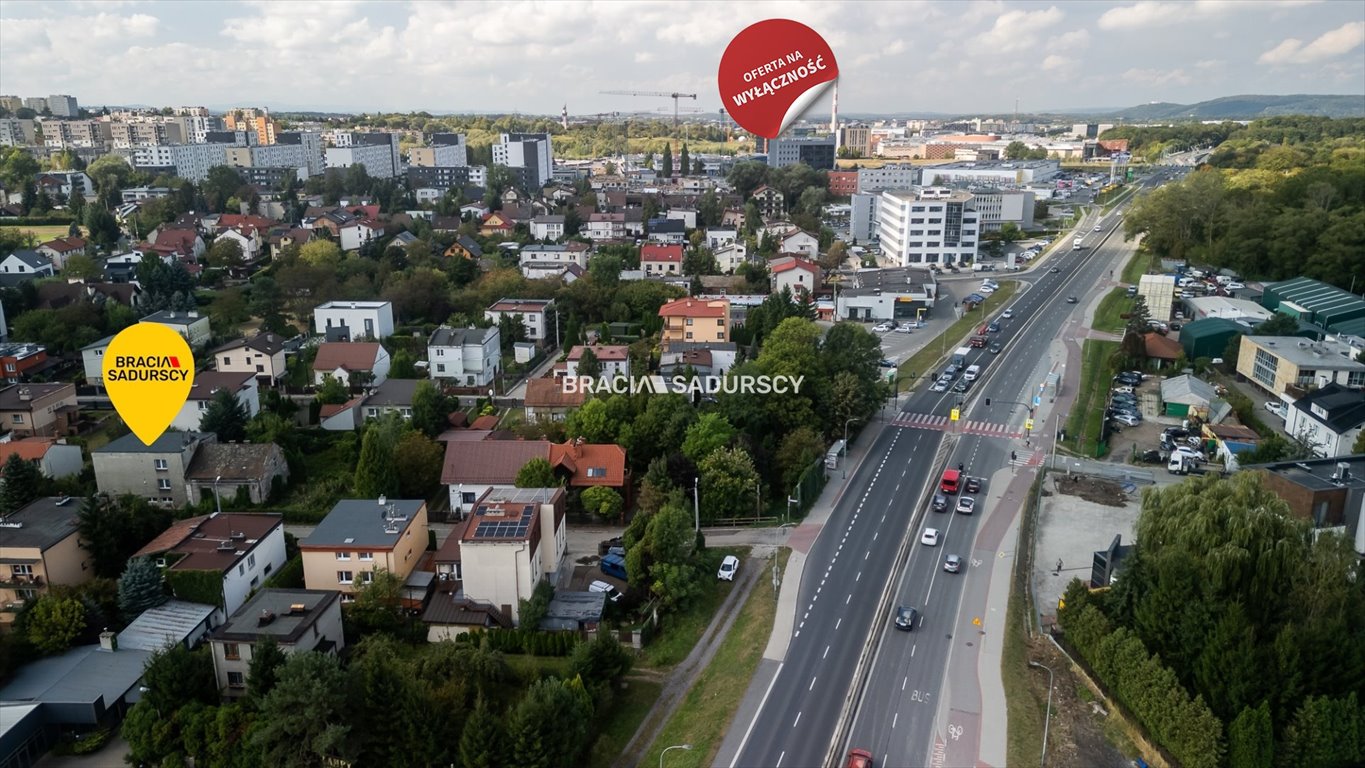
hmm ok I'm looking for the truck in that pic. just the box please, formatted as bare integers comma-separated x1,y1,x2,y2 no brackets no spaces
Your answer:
969,335,988,348
963,364,982,382
1167,454,1208,476
1072,236,1084,250
952,346,971,366
600,553,628,580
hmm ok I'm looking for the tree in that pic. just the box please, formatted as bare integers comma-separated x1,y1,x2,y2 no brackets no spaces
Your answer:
679,143,690,177
460,697,509,768
776,425,825,491
576,347,602,379
78,494,174,578
411,380,452,438
354,414,408,498
569,633,633,690
201,387,250,443
681,412,736,464
202,165,246,213
698,447,761,522
143,644,219,711
998,221,1023,242
517,579,555,630
0,147,40,192
0,453,44,515
62,252,101,280
1126,294,1153,335
393,430,443,499
1352,429,1365,455
315,374,349,405
660,143,674,179
1004,140,1030,160
247,636,288,705
515,457,559,488
1227,701,1274,768
208,237,244,269
697,189,722,227
118,557,167,619
83,206,120,249
250,651,352,767
581,486,624,522
820,240,848,271
350,569,406,637
682,247,719,276
1253,312,1300,336
299,239,343,269
508,677,593,768
25,596,85,654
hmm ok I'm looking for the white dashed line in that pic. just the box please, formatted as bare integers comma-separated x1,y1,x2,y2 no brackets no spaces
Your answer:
809,677,817,691
823,645,830,659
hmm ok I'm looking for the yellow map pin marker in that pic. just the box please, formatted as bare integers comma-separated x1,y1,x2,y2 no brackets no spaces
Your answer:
102,323,195,446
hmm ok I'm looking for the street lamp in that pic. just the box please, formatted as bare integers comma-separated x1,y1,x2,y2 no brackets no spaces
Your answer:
660,744,692,768
212,475,222,516
1028,661,1055,768
843,417,862,479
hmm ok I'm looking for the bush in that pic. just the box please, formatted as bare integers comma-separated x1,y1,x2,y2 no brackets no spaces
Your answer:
459,628,580,656
262,555,305,589
164,569,224,608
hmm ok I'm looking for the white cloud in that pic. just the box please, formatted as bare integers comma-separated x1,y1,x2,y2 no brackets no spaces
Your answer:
969,6,1065,55
1042,55,1075,71
1259,21,1365,64
1099,0,1321,31
1123,67,1193,87
1049,28,1091,50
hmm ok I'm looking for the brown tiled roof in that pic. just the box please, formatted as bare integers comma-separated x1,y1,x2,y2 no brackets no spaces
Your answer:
470,415,500,430
159,513,283,573
312,342,383,373
134,515,209,559
39,236,87,253
567,344,629,362
185,443,284,482
187,371,254,401
440,440,550,484
549,440,627,487
524,378,586,408
641,244,683,263
422,594,512,628
658,298,728,319
1,437,56,464
1144,332,1184,360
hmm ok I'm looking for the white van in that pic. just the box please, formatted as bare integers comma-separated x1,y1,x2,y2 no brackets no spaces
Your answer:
963,364,981,382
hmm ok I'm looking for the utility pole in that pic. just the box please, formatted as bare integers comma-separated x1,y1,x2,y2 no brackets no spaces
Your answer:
693,476,700,531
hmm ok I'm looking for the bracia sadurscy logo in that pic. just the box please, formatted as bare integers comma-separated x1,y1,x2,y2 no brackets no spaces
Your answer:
104,353,191,382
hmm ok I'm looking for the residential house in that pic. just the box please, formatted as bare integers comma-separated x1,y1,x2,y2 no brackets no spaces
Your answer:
769,256,820,296
659,298,730,345
36,281,141,312
1284,382,1365,458
422,592,513,641
34,236,88,270
184,442,290,506
139,309,212,349
485,298,555,344
0,250,54,286
428,326,501,387
641,243,684,277
721,207,746,228
563,344,630,379
647,218,687,245
34,171,94,201
1236,336,1365,395
212,333,289,384
209,589,344,695
1143,332,1185,369
444,235,484,261
92,431,211,507
133,512,286,615
0,383,79,438
148,226,207,262
715,242,750,274
706,228,738,250
173,371,260,433
313,300,395,341
0,437,83,481
548,439,628,496
586,212,625,241
751,185,785,219
479,211,516,237
1250,454,1365,528
666,209,698,229
266,225,313,259
458,487,567,624
213,227,262,264
312,342,391,387
345,378,422,425
530,215,566,241
0,342,57,384
520,242,589,269
80,334,114,388
440,440,550,515
778,229,820,259
0,497,92,631
298,499,430,600
523,377,586,422
659,342,739,377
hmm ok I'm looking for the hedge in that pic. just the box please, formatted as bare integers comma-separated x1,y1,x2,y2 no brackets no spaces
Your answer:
165,569,225,609
1059,596,1225,768
262,555,305,590
457,627,580,656
0,215,77,226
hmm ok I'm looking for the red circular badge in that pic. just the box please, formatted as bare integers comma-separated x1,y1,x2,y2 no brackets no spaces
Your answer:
718,19,840,140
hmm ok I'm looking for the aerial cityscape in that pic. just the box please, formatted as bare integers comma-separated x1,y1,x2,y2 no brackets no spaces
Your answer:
0,1,1363,768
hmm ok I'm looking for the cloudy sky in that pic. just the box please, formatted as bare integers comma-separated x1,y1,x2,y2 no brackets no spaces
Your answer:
1,0,1361,116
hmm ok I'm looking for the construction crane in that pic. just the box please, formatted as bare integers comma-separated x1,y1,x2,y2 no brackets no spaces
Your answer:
600,90,698,126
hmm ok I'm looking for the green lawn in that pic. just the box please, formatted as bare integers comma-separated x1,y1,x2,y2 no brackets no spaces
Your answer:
641,548,790,768
1064,339,1121,457
13,224,82,243
1120,248,1161,285
1003,477,1046,768
586,677,665,768
1092,288,1131,335
640,547,742,668
897,281,1020,388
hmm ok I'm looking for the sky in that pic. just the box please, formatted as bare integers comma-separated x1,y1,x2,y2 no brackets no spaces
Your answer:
1,0,1362,117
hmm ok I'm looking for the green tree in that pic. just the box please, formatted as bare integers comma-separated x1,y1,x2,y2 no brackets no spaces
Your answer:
1253,312,1300,336
202,165,246,213
208,238,245,269
679,143,690,177
1280,693,1364,768
411,380,452,438
698,447,762,522
1352,429,1365,455
660,143,674,179
393,430,443,499
580,486,624,523
1004,140,1030,160
568,633,633,694
682,246,719,276
1227,701,1274,768
299,239,343,269
576,346,602,379
514,457,559,488
25,596,85,654
250,651,352,767
0,452,44,515
315,374,349,405
681,412,736,464
775,425,826,492
354,414,408,498
247,636,288,705
517,579,555,630
83,206,120,249
0,147,40,191
62,252,102,280
118,557,167,619
508,677,593,768
460,697,509,768
201,387,250,443
77,494,174,578
143,644,219,711
564,397,620,443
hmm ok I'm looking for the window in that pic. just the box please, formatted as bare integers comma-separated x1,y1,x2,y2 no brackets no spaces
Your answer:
154,459,168,471
361,571,375,584
685,318,694,326
16,588,37,600
238,563,245,576
250,575,260,589
11,414,23,424
247,553,256,568
255,364,264,373
263,562,273,576
587,467,607,478
227,671,245,689
336,552,351,561
436,363,445,373
358,552,374,561
223,643,241,660
222,357,232,366
12,565,32,576
337,571,353,584
157,478,171,491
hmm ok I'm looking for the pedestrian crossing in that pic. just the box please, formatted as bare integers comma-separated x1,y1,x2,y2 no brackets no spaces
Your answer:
892,411,1026,439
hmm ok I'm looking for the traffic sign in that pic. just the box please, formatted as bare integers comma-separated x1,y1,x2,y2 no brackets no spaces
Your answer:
950,408,960,422
1025,418,1035,431
972,616,982,626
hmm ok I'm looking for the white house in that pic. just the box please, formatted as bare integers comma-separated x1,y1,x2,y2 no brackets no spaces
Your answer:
209,589,344,696
1,437,84,481
81,334,115,388
1284,383,1365,459
666,209,698,229
641,244,684,277
0,250,55,284
485,299,555,344
139,310,212,349
312,342,391,387
778,230,820,259
529,215,566,241
586,213,625,241
706,228,738,250
520,243,589,269
134,512,288,617
211,333,289,384
173,372,260,432
715,242,750,274
427,326,501,388
214,228,261,264
770,256,821,296
457,487,568,625
313,300,395,341
563,344,630,379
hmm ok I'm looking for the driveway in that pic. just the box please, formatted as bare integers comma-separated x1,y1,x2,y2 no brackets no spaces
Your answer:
35,734,130,767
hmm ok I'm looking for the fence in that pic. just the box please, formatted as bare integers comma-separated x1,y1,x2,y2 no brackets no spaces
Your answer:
1045,455,1156,486
790,455,829,521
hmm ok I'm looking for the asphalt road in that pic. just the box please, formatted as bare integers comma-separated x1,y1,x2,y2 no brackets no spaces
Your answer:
730,174,1165,768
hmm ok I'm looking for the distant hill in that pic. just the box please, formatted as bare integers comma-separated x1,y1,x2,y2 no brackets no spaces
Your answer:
1107,94,1365,120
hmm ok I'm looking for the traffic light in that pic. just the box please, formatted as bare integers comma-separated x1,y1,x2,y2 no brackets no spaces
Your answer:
984,398,991,406
1011,450,1017,461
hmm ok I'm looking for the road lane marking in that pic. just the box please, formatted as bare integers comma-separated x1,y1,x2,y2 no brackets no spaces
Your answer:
865,550,870,560
835,618,841,630
792,712,801,728
728,660,783,768
893,712,899,729
809,676,817,691
856,571,862,581
846,594,852,604
903,676,908,691
823,645,830,659
777,752,785,768
911,645,916,657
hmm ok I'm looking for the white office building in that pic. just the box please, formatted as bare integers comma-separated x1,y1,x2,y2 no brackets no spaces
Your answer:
492,133,553,187
877,188,981,267
132,143,229,183
964,188,1035,232
325,132,401,178
921,159,1060,187
850,193,880,243
856,166,919,194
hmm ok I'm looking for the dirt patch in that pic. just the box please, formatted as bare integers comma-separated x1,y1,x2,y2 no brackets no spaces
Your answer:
1025,637,1133,768
1050,474,1129,507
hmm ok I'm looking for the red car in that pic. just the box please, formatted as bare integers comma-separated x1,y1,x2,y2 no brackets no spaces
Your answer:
846,748,874,768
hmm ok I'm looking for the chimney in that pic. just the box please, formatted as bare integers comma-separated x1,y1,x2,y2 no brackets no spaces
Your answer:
258,610,276,626
99,631,118,651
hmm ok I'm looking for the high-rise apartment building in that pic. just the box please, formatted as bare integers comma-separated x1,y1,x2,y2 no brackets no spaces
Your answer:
492,132,553,187
225,108,278,145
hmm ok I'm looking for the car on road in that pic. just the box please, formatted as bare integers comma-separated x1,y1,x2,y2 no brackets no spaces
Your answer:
953,379,971,393
943,364,960,377
894,325,913,334
872,323,891,333
944,554,962,573
588,580,622,602
1049,266,1060,273
931,493,950,512
1112,413,1142,427
1094,224,1103,231
894,606,919,632
1001,308,1015,319
955,496,976,515
989,343,1002,354
965,476,982,493
1066,295,1079,304
987,321,1001,332
717,555,740,581
1265,401,1287,419
931,380,950,392
921,528,940,546
879,359,896,368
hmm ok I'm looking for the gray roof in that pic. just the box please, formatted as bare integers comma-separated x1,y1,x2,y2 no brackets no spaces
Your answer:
94,431,208,455
364,378,420,408
301,498,426,549
81,334,117,352
429,326,495,348
1290,382,1365,433
0,644,152,721
210,589,340,644
118,600,219,652
0,497,82,552
1160,375,1217,406
539,591,606,630
0,383,73,410
532,215,566,224
212,332,287,356
5,250,52,270
1245,336,1365,371
140,309,205,327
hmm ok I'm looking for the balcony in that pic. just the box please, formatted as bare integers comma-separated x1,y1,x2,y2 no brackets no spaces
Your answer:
0,573,43,588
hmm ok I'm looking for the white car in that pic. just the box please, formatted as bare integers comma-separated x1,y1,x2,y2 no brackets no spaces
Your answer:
1001,309,1015,319
979,285,996,294
1112,386,1135,395
894,325,914,334
718,555,740,581
872,323,892,333
931,380,950,392
588,580,622,602
1265,401,1287,419
920,528,940,546
1112,413,1141,427
1172,446,1206,463
1225,282,1245,290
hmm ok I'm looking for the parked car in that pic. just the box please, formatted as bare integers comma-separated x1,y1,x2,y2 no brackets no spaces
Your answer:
894,325,914,334
1112,413,1142,427
717,555,740,581
589,580,622,602
956,496,976,515
894,606,919,632
873,323,892,333
1173,446,1207,463
921,528,940,546
879,359,896,368
1112,385,1135,395
944,554,962,573
1265,401,1287,419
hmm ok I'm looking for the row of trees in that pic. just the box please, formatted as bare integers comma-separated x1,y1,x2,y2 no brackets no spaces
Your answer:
1060,473,1365,768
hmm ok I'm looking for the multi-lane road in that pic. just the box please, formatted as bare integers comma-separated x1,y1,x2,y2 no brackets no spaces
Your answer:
729,177,1161,768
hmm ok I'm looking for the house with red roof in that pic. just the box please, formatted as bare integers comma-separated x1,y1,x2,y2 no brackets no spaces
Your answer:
440,437,629,517
769,255,821,297
479,211,516,237
312,342,391,387
35,236,88,270
148,226,206,261
659,297,730,345
641,243,684,276
0,437,83,480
